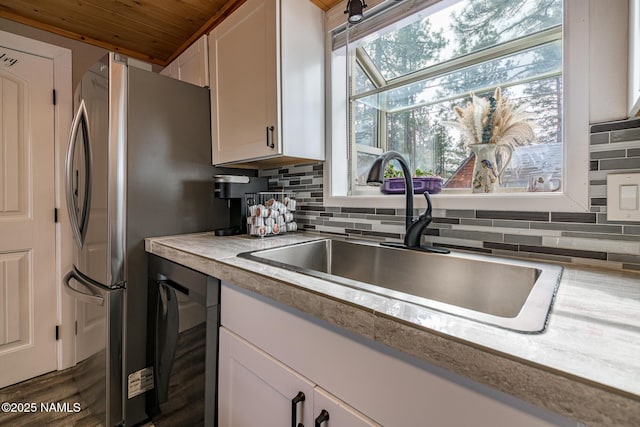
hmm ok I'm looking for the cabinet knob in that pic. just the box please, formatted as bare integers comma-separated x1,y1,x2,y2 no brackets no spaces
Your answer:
314,409,329,427
291,391,305,427
266,125,275,149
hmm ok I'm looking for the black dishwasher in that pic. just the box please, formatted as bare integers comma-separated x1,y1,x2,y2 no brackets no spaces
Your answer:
147,254,220,426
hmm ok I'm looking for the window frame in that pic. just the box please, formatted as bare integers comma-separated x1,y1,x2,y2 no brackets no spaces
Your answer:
324,0,589,212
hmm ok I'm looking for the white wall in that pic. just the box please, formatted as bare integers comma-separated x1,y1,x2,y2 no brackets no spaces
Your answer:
589,0,630,123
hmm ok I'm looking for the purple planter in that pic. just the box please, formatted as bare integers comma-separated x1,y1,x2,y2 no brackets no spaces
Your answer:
381,177,443,194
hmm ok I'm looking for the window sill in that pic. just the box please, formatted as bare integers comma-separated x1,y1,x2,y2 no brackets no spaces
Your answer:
323,190,589,212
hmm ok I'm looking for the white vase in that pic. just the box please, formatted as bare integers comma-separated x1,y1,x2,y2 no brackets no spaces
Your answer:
469,143,513,193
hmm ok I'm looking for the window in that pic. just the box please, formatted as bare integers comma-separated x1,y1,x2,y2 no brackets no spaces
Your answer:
327,0,589,211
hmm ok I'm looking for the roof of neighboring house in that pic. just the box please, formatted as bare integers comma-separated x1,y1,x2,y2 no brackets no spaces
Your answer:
443,155,475,189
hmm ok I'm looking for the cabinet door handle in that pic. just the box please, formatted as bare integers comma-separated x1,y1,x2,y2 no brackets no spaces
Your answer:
314,409,329,427
266,125,275,149
291,391,305,427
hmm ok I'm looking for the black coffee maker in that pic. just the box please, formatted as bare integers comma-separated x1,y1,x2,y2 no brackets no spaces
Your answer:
213,175,268,236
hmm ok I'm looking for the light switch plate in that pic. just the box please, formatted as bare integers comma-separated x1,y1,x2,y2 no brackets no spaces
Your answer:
607,173,640,221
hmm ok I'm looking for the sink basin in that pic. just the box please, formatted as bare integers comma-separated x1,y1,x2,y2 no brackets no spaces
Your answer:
239,238,563,332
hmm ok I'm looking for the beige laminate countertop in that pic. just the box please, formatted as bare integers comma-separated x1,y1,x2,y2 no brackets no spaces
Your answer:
145,231,640,427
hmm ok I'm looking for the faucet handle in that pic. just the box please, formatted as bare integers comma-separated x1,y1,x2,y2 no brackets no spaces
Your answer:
422,191,432,218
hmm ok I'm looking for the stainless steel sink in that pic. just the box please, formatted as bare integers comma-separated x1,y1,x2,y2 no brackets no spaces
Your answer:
239,238,563,332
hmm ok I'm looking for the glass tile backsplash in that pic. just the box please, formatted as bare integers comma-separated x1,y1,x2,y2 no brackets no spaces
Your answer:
260,118,640,271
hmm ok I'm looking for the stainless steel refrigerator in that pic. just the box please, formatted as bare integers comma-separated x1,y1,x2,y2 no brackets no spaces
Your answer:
63,53,227,426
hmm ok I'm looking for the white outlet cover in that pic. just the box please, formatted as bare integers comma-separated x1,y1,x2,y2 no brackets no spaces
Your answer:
607,173,640,221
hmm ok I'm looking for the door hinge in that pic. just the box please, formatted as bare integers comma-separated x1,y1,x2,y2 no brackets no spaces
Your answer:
55,325,60,340
52,89,57,105
75,321,78,336
54,207,58,223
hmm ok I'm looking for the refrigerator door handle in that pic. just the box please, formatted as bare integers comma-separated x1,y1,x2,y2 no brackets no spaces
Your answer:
64,270,105,306
65,99,93,249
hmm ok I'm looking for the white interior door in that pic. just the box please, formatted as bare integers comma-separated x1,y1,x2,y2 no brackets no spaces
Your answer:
0,46,56,388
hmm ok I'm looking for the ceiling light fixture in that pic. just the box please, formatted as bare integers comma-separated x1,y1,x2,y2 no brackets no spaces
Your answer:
345,0,368,24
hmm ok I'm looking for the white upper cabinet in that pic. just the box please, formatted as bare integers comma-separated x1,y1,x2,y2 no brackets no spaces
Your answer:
630,0,640,117
160,35,209,88
209,0,325,166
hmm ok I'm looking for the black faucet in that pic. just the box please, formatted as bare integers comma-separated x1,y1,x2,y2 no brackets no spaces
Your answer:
366,151,450,254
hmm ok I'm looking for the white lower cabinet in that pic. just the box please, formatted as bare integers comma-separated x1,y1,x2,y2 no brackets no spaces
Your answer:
219,327,380,427
220,281,577,427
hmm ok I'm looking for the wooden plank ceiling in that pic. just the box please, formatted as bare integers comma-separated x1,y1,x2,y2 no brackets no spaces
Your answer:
0,0,343,66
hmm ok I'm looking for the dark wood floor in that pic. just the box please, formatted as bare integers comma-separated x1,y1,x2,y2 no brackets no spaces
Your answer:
0,356,104,426
0,323,206,427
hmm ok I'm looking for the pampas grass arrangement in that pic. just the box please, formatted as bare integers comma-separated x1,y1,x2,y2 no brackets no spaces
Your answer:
447,88,535,147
